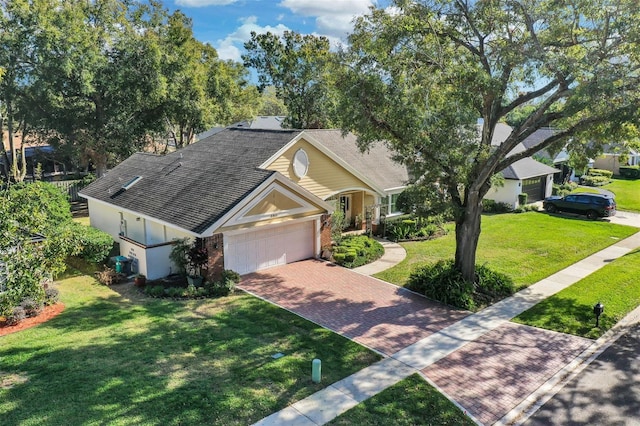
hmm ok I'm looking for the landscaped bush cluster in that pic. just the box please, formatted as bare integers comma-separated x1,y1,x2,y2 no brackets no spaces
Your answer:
383,215,447,242
481,199,513,213
587,168,614,178
580,175,611,186
552,181,578,197
619,166,640,179
143,269,240,299
68,223,115,264
169,238,209,278
581,168,613,186
1,284,60,326
332,235,384,268
406,259,515,311
518,193,528,206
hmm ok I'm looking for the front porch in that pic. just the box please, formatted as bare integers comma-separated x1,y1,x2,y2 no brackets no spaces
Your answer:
327,190,378,231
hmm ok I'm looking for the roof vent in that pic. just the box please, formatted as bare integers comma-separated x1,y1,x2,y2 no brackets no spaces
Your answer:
122,176,142,190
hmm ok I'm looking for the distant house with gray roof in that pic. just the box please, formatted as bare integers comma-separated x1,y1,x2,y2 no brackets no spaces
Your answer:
485,123,560,207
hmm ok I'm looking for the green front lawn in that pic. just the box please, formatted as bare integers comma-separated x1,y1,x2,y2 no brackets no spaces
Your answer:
328,374,475,426
513,248,640,339
0,271,380,425
376,212,637,290
571,186,600,194
604,178,640,212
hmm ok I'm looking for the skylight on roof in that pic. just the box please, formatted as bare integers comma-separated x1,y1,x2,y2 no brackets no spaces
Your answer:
122,176,142,190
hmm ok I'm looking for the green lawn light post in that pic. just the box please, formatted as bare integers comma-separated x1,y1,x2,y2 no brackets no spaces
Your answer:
312,359,321,383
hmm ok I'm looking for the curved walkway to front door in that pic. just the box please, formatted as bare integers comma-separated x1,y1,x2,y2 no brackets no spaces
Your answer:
239,259,469,356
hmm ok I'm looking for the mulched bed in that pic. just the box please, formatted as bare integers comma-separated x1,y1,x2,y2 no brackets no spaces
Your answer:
0,303,65,337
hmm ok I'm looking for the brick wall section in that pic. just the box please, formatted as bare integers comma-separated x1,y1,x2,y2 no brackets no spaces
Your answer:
203,233,224,281
321,214,332,249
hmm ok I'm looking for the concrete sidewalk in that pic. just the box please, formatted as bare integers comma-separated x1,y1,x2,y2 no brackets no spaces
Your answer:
351,238,406,276
254,231,640,426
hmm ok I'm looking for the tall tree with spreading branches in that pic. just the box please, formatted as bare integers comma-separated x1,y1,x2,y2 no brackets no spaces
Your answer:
158,11,259,150
337,0,640,282
243,31,336,129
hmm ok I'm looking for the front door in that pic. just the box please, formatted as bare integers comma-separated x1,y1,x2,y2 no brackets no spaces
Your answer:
339,194,352,223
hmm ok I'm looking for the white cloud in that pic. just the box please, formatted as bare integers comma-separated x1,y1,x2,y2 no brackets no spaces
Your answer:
212,1,383,62
279,0,374,37
279,0,372,16
175,0,238,6
213,16,291,61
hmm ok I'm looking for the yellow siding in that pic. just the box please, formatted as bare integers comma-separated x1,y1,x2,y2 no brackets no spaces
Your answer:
364,194,375,207
245,190,303,216
268,139,376,200
352,191,364,218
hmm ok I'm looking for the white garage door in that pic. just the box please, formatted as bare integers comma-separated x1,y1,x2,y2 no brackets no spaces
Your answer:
225,220,315,275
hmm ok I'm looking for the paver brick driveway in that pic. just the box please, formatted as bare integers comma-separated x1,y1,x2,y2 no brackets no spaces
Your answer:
240,259,469,356
422,322,593,425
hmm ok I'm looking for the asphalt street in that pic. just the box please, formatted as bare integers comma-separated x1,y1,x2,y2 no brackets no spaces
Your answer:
525,323,640,425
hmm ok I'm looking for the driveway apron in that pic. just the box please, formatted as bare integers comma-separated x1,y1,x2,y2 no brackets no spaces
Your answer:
422,322,593,425
239,259,470,356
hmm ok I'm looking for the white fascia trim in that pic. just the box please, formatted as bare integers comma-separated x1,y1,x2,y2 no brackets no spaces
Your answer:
323,187,378,201
384,186,407,194
227,182,326,226
222,214,323,237
257,131,306,170
259,131,387,196
81,195,200,238
200,172,332,237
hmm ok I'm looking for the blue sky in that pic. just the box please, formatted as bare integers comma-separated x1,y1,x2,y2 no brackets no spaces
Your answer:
164,0,389,62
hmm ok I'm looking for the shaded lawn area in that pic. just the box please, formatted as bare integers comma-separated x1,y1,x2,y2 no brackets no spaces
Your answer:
376,212,637,290
327,374,475,426
513,248,640,339
0,270,380,425
603,178,640,212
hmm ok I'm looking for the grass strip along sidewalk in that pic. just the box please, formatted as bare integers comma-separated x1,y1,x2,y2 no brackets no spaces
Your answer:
514,248,640,339
328,374,475,426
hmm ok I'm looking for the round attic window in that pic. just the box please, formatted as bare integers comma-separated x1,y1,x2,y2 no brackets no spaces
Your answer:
292,149,309,178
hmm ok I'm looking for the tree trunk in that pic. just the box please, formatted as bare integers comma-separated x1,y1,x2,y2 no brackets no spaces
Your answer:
14,129,28,182
454,190,483,283
7,100,16,181
94,153,108,177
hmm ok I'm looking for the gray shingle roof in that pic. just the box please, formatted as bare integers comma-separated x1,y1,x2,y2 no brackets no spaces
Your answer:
80,128,302,234
502,157,560,180
80,127,410,233
304,130,409,190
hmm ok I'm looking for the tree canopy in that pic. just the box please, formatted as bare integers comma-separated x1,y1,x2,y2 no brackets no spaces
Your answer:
0,0,258,179
337,0,640,281
243,31,336,129
159,11,259,151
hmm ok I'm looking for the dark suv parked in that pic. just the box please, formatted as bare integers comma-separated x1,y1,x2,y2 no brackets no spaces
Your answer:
543,193,617,220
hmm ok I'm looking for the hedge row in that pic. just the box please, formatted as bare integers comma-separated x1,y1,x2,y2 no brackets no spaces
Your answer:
619,166,640,179
333,235,384,268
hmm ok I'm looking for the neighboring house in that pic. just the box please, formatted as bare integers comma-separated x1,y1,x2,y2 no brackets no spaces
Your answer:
80,128,408,279
195,116,286,140
485,123,560,207
1,131,73,180
592,145,640,175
